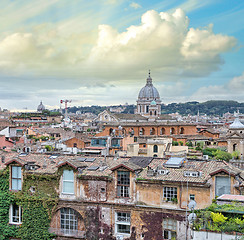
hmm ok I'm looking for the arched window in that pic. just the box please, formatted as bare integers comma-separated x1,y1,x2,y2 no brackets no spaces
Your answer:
139,128,145,136
154,111,157,116
233,143,237,152
160,128,165,135
146,106,149,113
180,127,185,134
150,111,152,116
122,128,126,135
153,154,158,157
109,128,113,135
150,128,155,135
60,208,78,235
129,128,134,136
140,106,142,113
153,145,158,153
170,128,175,134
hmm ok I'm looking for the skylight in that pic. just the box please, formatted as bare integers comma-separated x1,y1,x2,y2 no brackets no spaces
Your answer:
164,157,185,168
87,166,99,171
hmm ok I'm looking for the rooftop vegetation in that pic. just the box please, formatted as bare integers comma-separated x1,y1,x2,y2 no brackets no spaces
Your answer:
194,202,244,234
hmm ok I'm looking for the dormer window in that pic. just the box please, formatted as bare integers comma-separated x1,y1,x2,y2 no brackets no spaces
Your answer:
117,171,130,198
11,166,22,191
62,170,74,194
183,171,201,177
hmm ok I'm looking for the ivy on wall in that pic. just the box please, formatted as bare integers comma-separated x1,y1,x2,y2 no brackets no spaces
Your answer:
0,168,17,240
0,168,59,240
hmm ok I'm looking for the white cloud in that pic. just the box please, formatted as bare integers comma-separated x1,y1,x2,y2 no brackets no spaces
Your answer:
0,8,237,82
130,2,142,9
190,73,244,102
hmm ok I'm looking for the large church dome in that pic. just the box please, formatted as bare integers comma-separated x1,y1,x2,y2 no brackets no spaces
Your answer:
136,71,161,118
37,101,45,112
138,74,160,100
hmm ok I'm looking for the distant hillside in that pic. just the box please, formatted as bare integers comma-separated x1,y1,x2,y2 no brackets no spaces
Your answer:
67,100,244,116
161,101,244,116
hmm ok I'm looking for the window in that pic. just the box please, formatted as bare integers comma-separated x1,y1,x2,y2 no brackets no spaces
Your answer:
10,203,22,224
163,219,177,239
190,194,195,201
180,127,185,134
139,128,145,136
73,143,77,148
60,208,78,236
150,128,155,135
170,128,175,134
160,128,165,135
11,166,22,190
115,212,130,234
112,138,120,147
153,145,158,153
62,170,74,194
117,171,130,198
184,171,200,177
215,176,230,197
163,187,177,201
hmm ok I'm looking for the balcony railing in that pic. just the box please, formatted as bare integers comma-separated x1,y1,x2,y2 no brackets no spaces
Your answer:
49,228,86,238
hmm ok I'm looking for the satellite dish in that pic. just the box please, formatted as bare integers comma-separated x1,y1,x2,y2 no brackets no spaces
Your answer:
188,213,197,223
188,200,197,210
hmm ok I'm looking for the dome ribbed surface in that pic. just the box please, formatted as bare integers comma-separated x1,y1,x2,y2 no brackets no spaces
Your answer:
138,76,160,99
229,117,244,129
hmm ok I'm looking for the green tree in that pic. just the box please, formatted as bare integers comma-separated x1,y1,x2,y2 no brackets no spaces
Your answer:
232,151,240,159
214,150,232,161
179,141,183,146
45,145,52,151
186,141,193,147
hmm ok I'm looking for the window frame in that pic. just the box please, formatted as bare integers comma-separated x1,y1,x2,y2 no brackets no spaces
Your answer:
9,203,22,225
163,187,177,201
62,169,75,195
153,145,158,153
11,166,22,191
162,218,177,239
60,208,78,236
115,212,131,235
190,194,195,201
117,171,130,198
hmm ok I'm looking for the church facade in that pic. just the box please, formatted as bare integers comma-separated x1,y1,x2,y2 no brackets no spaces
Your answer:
227,116,244,158
135,71,161,118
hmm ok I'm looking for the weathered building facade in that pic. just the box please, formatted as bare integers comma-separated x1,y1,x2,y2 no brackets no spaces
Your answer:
1,152,243,240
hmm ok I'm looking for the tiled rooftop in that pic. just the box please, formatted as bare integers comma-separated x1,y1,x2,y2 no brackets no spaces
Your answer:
0,151,243,185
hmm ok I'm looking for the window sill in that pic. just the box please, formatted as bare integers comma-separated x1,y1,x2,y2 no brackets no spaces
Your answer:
116,196,130,199
116,233,130,236
61,192,75,195
9,222,22,225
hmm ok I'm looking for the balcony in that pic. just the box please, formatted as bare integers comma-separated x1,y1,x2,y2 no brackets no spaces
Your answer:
49,228,86,239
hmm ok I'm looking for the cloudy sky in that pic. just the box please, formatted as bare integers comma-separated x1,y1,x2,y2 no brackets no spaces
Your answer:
0,0,243,110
